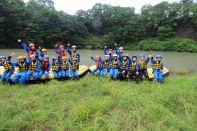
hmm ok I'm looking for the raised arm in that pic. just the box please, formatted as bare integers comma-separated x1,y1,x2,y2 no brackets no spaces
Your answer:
90,57,97,62
55,48,61,56
20,40,30,53
103,46,108,55
77,53,80,62
67,47,72,56
115,47,119,55
18,39,29,53
145,57,150,64
151,57,156,64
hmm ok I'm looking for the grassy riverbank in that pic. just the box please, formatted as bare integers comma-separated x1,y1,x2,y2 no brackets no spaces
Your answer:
0,74,197,130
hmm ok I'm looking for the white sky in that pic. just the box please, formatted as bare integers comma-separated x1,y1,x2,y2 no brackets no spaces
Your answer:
24,0,197,15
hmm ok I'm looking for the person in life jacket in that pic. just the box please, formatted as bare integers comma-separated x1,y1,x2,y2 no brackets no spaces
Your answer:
67,44,80,62
0,54,15,82
109,54,119,80
128,56,140,83
51,58,61,79
138,53,151,81
103,46,113,62
12,56,29,84
151,55,164,83
69,58,79,80
25,54,42,82
90,55,102,76
59,56,69,79
55,44,66,59
100,55,110,76
115,43,124,62
126,54,132,65
39,48,48,59
40,55,50,80
119,54,129,80
18,39,39,58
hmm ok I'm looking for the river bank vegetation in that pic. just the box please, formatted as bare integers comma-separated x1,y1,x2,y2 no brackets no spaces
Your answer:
0,74,196,130
0,0,197,52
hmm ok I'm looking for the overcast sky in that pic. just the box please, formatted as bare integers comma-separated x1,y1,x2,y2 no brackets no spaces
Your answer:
24,0,197,15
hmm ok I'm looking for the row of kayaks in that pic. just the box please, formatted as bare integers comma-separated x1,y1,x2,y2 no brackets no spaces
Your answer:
0,65,170,80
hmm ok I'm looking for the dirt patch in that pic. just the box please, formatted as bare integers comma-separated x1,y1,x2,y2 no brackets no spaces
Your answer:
176,23,197,41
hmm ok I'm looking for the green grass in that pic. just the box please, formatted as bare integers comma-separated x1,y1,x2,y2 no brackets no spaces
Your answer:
0,75,197,130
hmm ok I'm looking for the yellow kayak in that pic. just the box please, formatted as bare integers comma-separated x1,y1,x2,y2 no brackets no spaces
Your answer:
0,65,89,80
89,65,170,79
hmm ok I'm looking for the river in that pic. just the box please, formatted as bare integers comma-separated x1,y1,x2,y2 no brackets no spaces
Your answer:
0,49,197,71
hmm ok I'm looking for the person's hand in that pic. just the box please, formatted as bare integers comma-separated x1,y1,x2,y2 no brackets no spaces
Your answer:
17,39,22,43
9,52,15,57
54,44,58,48
148,54,152,58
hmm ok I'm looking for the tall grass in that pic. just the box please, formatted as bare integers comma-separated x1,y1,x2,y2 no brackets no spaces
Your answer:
0,74,197,130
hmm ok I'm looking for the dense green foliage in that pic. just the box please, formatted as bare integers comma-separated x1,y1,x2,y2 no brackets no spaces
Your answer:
137,38,197,52
0,75,197,130
0,0,197,51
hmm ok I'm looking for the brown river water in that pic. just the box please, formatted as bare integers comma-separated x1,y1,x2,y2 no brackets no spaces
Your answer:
0,49,197,71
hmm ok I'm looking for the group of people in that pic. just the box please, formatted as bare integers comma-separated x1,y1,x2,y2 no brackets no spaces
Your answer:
0,39,80,84
0,40,164,84
91,44,164,83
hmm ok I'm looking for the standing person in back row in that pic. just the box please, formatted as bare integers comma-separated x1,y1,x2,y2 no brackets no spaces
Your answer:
55,44,66,59
67,43,80,63
39,48,48,59
138,53,151,82
18,39,40,58
103,46,113,62
115,43,124,62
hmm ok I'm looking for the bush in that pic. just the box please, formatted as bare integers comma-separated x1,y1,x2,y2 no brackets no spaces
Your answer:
137,38,197,52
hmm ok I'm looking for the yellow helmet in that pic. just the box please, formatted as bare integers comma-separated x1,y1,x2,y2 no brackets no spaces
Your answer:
62,56,67,59
41,48,47,52
18,56,25,60
96,55,101,58
29,43,35,47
